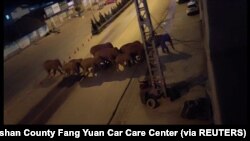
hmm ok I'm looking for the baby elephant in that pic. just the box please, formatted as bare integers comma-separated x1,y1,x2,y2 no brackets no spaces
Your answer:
115,53,132,71
80,57,103,77
43,59,63,78
63,59,82,76
154,33,175,53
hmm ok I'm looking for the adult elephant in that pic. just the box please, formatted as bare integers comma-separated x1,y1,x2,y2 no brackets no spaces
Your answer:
43,59,63,78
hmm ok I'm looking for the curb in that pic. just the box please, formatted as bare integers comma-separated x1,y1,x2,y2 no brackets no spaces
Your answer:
92,0,134,35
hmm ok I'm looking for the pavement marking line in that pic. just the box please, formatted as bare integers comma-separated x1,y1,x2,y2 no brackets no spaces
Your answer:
107,65,139,125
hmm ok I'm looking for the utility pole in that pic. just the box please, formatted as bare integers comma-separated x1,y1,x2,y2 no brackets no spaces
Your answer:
134,0,168,108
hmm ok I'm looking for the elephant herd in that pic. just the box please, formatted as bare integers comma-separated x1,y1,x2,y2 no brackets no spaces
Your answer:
43,41,145,78
43,33,175,79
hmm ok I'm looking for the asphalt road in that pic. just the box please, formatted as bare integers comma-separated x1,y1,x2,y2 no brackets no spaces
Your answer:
4,0,210,125
4,0,170,124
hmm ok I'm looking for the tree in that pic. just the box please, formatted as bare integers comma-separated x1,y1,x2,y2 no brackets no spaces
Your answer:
116,2,122,9
121,0,127,6
99,12,106,24
91,19,98,35
93,16,101,27
111,7,115,15
104,13,110,20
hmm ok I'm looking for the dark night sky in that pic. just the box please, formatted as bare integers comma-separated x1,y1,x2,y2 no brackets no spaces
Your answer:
5,0,51,8
4,0,68,13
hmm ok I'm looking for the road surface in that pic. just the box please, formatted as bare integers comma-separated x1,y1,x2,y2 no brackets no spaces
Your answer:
4,0,210,125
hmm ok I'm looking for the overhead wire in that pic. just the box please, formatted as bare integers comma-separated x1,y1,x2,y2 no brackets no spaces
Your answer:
149,12,201,46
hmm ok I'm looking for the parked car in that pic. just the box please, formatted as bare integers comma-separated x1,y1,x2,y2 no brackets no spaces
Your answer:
187,0,198,8
186,6,199,16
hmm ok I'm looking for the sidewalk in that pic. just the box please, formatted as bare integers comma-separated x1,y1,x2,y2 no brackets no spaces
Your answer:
110,2,211,124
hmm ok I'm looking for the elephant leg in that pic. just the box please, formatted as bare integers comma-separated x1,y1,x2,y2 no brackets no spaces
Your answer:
53,69,57,77
168,36,175,50
161,42,169,53
46,69,51,78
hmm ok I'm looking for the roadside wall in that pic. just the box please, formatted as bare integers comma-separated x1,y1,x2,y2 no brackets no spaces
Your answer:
201,0,247,124
4,9,74,61
4,25,49,61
